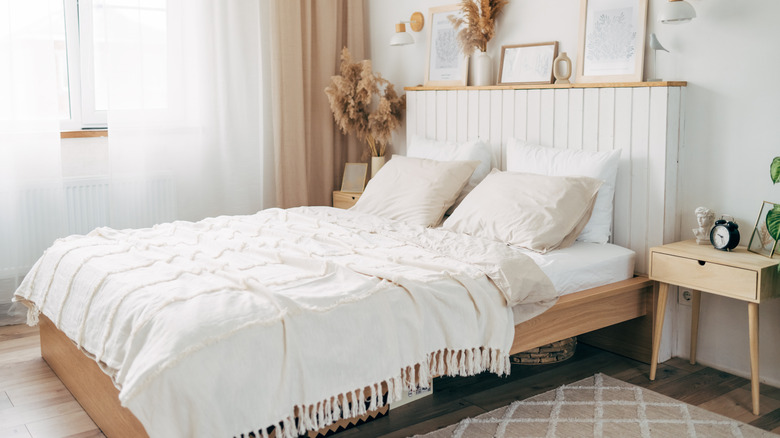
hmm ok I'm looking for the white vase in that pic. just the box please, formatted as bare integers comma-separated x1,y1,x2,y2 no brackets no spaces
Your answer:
371,156,386,178
470,51,493,86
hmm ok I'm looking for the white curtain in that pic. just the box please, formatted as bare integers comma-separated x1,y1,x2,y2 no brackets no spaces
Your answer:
0,0,66,319
101,0,272,228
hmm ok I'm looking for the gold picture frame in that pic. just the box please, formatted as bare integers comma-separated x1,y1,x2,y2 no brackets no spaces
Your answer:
575,0,648,83
748,201,779,258
498,41,558,85
424,4,468,87
341,163,368,193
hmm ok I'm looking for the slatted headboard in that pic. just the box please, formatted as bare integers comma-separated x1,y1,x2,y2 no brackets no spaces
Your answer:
404,83,686,274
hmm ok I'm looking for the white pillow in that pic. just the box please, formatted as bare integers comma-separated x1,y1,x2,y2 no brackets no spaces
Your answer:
351,155,478,227
506,139,621,244
443,170,602,253
407,136,492,213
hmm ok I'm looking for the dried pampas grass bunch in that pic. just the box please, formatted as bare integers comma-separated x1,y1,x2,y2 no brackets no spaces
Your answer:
325,47,405,157
450,0,509,55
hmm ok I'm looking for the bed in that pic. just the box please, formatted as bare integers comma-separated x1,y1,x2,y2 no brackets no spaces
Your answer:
16,83,684,438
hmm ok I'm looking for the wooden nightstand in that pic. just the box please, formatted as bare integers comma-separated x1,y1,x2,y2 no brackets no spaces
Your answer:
332,191,361,209
648,240,780,415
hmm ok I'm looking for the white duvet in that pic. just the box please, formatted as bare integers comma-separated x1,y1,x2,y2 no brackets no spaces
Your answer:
14,207,555,438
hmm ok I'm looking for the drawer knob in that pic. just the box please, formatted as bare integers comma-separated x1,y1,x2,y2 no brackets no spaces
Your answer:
698,260,706,266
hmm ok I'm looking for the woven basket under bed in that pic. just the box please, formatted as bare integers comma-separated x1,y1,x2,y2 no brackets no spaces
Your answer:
511,337,577,365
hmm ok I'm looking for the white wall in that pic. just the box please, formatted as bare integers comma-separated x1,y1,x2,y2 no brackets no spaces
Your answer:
368,0,780,386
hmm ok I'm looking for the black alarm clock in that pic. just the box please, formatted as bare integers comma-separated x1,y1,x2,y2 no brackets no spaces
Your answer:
710,217,740,251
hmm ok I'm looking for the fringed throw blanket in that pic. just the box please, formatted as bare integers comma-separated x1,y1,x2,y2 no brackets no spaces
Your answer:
15,207,556,438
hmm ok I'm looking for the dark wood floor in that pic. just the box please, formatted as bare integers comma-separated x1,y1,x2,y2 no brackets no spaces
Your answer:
333,343,780,437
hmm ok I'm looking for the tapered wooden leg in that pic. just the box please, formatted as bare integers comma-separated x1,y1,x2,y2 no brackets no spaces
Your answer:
690,290,701,365
748,302,760,416
650,282,669,381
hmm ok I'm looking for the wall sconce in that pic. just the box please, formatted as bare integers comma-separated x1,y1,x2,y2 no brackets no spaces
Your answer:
390,12,424,46
659,0,696,24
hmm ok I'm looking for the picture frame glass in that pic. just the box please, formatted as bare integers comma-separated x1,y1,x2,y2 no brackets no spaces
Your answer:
341,163,367,193
498,42,558,85
748,201,779,258
425,5,468,86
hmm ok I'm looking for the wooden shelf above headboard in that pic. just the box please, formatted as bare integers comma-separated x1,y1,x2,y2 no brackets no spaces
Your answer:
404,81,687,91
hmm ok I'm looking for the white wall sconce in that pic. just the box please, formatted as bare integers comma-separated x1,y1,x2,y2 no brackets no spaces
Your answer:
390,12,424,46
659,0,696,24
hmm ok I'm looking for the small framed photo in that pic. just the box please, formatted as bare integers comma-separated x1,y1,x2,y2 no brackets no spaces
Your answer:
424,4,468,87
748,201,780,258
498,41,559,85
341,163,368,193
576,0,648,83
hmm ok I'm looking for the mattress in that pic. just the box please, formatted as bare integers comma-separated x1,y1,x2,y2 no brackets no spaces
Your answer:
518,241,636,296
511,241,634,324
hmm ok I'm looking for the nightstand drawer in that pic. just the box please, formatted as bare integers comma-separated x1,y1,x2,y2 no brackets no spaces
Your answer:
650,252,758,300
333,191,361,209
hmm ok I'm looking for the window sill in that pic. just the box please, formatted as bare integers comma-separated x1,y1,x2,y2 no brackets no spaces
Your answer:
61,130,108,139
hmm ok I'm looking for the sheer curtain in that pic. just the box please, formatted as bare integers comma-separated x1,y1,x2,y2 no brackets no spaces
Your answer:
101,0,272,228
0,0,67,319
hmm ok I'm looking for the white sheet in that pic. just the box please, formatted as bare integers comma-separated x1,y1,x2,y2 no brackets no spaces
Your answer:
511,241,634,325
14,206,556,438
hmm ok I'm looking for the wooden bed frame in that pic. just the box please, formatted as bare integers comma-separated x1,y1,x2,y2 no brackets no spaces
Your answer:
39,275,655,438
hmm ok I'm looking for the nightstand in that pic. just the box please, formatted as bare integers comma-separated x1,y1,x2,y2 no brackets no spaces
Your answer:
332,191,361,209
648,240,780,415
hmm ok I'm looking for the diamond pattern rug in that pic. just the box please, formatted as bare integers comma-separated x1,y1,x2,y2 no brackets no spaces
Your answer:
416,374,777,438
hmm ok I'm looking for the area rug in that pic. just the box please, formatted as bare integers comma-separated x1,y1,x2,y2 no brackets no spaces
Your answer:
416,374,776,438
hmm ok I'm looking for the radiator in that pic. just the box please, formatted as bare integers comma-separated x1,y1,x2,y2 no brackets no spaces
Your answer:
0,176,176,295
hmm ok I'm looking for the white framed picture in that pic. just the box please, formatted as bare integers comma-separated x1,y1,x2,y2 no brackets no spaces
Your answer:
576,0,648,83
498,42,559,85
424,5,468,87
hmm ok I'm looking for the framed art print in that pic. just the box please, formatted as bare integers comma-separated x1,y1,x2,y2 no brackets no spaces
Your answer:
576,0,648,83
748,201,780,258
424,5,468,86
498,42,558,85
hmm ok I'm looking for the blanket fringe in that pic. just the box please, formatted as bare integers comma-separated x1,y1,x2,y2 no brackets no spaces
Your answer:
241,347,509,438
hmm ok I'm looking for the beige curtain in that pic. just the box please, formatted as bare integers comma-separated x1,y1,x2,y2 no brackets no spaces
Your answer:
269,0,367,208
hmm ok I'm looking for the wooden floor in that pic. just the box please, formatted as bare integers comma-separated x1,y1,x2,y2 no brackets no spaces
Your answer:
1,325,779,438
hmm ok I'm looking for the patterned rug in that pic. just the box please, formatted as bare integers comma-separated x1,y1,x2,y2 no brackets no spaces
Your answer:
416,374,776,437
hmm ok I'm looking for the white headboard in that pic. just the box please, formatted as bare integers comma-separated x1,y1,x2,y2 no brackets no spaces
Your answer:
405,84,686,274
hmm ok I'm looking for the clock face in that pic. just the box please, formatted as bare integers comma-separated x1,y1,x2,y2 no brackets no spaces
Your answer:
712,225,729,249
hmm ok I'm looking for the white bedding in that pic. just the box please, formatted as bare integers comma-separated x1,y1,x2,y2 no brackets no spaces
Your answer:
14,206,555,438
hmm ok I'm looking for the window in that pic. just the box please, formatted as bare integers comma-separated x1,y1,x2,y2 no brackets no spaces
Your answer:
58,0,167,131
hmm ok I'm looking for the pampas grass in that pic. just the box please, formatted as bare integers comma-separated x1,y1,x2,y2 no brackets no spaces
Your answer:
449,0,509,55
325,48,405,157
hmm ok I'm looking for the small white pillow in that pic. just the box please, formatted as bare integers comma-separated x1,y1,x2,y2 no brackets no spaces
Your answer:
407,136,492,213
351,155,478,227
506,139,621,244
443,169,602,254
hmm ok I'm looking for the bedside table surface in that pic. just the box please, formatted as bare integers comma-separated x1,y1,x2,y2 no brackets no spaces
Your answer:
650,240,780,270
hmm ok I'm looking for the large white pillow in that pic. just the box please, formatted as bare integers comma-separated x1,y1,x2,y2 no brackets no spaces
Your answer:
351,155,478,227
407,136,492,213
442,169,602,253
443,170,602,254
505,139,620,244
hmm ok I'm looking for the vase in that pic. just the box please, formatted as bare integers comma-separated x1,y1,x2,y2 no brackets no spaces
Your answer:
371,155,386,178
470,51,493,86
553,52,572,84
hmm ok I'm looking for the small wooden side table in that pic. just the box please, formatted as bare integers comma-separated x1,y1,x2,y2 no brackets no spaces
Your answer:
332,191,361,209
648,240,780,415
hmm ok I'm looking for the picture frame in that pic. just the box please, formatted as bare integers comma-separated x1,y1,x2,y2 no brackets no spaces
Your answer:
498,42,559,85
340,163,368,193
575,0,648,83
748,201,780,258
424,5,468,87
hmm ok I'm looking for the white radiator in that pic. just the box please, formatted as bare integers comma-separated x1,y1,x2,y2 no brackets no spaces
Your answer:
0,176,176,296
